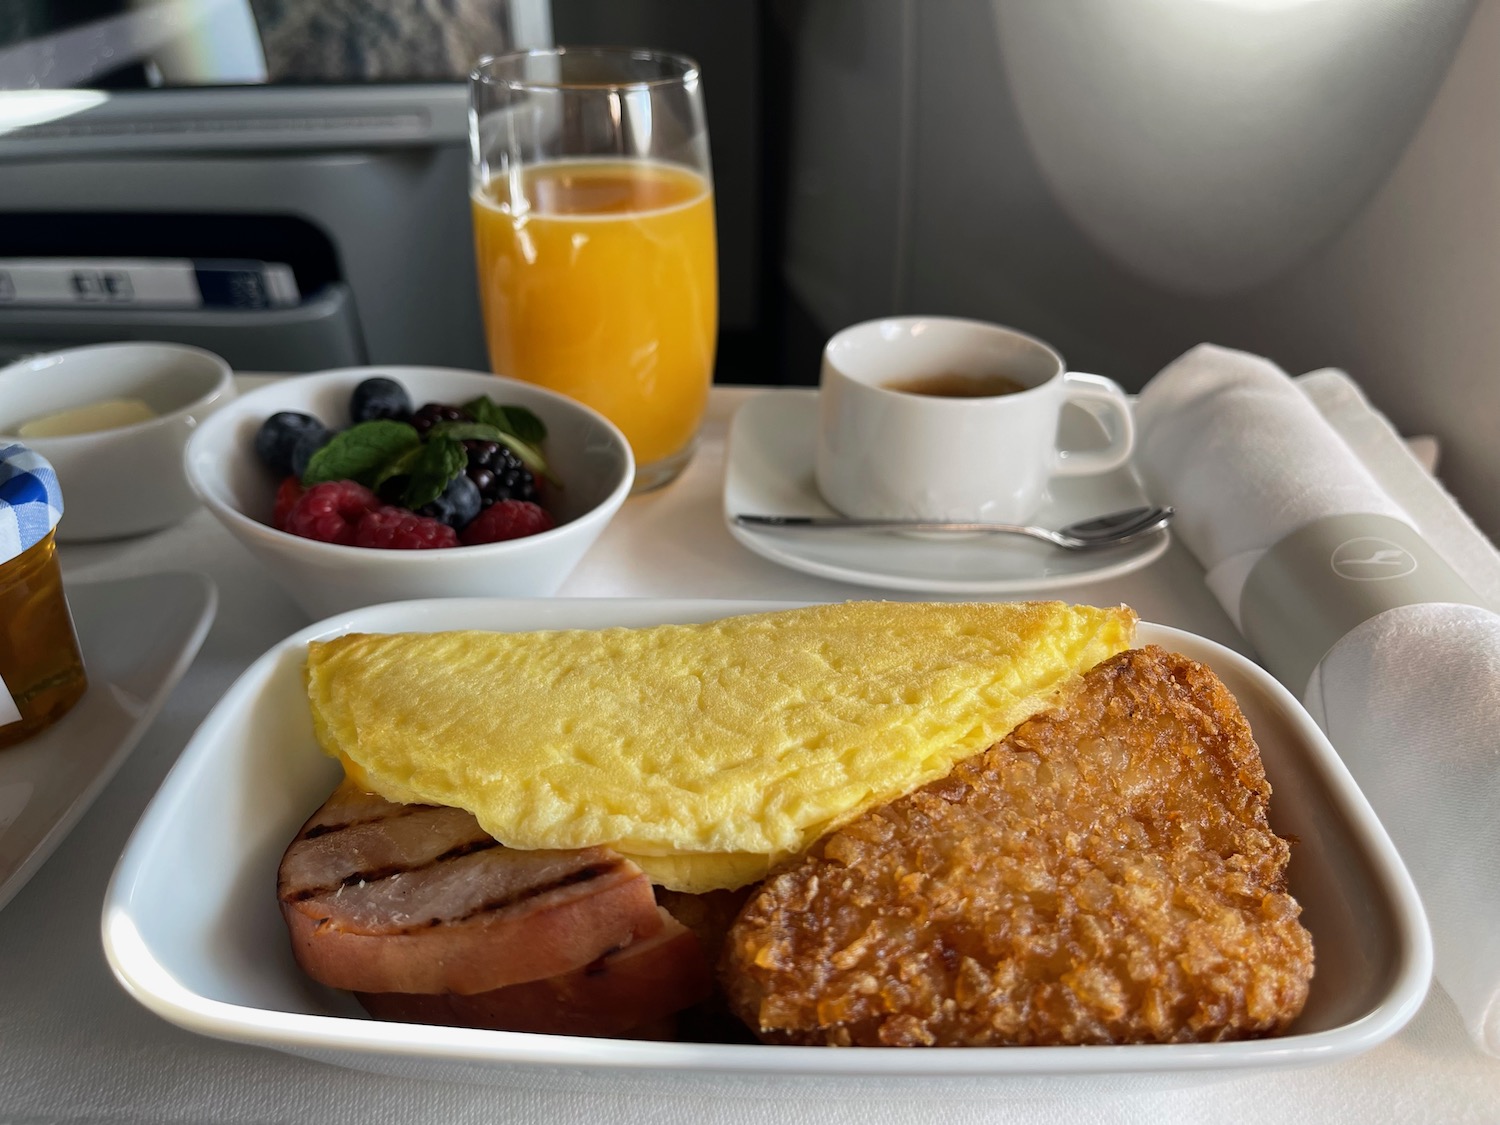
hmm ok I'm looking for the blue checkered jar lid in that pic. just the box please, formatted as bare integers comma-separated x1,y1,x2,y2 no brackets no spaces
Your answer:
0,443,64,566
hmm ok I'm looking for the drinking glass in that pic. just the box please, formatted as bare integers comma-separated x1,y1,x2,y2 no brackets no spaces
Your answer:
469,47,718,493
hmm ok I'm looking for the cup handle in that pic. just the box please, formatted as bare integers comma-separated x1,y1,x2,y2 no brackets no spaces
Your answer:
1052,371,1135,476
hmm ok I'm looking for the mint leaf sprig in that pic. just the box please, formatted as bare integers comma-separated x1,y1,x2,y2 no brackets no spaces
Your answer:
463,398,547,445
302,420,421,487
396,436,469,510
426,420,560,487
367,437,469,509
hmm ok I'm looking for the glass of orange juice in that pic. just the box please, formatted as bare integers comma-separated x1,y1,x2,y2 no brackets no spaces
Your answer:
468,47,718,493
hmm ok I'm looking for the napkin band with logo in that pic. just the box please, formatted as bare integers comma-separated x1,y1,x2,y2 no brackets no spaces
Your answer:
1240,512,1488,696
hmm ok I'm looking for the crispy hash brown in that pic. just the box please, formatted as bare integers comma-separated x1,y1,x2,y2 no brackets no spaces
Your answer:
722,646,1315,1047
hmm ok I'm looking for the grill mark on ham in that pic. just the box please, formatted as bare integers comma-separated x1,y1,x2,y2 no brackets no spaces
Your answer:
282,835,505,902
435,862,618,925
295,795,477,842
294,798,487,843
283,833,623,914
299,809,418,841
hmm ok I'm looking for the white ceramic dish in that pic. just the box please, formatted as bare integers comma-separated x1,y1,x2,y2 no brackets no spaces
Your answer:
183,366,634,618
0,343,235,541
724,390,1169,593
0,571,215,913
103,597,1430,1095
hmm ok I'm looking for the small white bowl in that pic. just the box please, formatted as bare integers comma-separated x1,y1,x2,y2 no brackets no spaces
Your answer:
0,342,235,541
184,366,634,618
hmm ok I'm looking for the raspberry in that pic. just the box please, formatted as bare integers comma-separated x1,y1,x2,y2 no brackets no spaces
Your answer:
460,499,556,545
272,476,304,531
354,506,459,549
283,480,381,546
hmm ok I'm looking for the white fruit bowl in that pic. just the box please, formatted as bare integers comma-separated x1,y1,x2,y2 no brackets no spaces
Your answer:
183,366,633,618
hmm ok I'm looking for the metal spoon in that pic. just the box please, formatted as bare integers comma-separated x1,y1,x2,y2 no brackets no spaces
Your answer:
732,505,1174,550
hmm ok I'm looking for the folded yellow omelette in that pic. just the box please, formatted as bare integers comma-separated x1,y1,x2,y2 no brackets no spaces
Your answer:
305,601,1135,891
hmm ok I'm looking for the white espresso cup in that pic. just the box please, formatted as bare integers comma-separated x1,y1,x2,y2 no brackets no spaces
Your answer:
815,317,1135,523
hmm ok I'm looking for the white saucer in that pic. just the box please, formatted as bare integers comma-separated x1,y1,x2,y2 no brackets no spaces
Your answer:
0,571,216,913
723,390,1169,594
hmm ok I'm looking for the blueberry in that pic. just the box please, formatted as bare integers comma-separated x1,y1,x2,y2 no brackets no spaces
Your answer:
418,472,482,530
289,423,333,479
254,412,325,477
351,377,413,424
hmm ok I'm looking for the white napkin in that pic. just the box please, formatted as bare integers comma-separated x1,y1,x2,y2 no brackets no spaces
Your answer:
1130,345,1409,624
1135,343,1500,1057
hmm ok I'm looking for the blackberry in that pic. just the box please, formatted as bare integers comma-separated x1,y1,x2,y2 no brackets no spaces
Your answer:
409,402,471,436
462,439,539,507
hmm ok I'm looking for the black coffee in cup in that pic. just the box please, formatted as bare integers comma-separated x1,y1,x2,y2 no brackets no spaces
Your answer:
881,373,1028,398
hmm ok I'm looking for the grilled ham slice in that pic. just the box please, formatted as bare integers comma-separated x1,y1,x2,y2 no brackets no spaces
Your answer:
356,908,713,1038
278,781,663,995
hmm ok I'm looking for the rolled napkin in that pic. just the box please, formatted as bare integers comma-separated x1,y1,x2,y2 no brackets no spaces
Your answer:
1136,342,1500,1056
1132,345,1407,624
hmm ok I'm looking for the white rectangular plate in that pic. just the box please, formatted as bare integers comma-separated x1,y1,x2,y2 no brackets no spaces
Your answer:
102,598,1430,1096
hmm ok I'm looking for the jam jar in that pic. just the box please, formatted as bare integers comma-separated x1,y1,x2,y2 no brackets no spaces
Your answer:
0,444,87,749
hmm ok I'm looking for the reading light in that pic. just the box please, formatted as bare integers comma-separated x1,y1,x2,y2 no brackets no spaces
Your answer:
996,0,1474,294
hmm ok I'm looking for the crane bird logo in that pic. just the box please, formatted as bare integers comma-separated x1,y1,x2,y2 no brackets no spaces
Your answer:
1330,537,1419,581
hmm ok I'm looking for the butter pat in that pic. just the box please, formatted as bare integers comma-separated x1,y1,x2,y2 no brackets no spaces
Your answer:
305,601,1138,891
19,398,157,438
